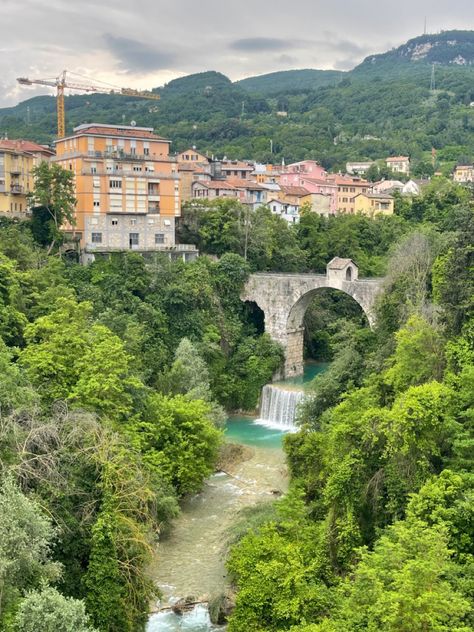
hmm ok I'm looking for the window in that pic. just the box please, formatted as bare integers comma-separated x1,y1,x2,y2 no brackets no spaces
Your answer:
91,166,97,174
155,233,165,244
93,201,100,208
129,233,139,247
133,166,142,172
130,218,137,226
144,147,149,156
91,232,102,243
109,180,122,189
111,218,118,226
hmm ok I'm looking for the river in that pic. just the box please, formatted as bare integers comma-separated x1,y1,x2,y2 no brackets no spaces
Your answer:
147,363,327,631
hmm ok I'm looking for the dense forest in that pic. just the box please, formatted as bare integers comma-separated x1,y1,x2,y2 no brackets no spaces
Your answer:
1,31,474,170
0,162,472,630
225,185,474,630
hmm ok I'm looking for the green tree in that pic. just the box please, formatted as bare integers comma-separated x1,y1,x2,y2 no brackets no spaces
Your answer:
127,393,222,495
384,314,445,393
20,297,143,419
15,587,96,632
83,509,130,632
0,477,61,621
28,162,76,252
330,519,471,632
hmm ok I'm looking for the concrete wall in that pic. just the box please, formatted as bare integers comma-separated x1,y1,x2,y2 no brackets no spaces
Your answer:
84,213,175,251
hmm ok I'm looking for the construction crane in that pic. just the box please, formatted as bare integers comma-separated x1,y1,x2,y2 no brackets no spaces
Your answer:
17,70,160,138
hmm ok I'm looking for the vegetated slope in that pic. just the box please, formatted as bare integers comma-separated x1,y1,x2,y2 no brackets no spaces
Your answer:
1,31,473,168
237,68,344,94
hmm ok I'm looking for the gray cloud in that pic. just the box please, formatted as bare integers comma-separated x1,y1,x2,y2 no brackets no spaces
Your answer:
230,37,294,52
0,0,472,107
104,35,177,72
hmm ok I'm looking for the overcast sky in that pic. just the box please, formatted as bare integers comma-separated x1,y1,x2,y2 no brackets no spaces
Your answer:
0,0,472,107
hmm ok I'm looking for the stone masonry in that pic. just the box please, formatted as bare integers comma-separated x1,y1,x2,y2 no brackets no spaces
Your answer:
241,258,384,377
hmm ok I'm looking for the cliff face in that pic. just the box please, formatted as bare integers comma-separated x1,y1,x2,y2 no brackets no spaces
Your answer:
359,31,474,67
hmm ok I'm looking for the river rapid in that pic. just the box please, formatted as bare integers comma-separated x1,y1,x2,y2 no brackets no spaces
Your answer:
147,363,327,631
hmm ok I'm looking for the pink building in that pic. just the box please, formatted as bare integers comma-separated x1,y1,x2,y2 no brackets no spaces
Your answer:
280,161,327,185
280,161,337,213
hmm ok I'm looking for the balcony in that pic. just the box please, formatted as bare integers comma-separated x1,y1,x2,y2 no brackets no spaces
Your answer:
80,169,178,180
10,184,23,195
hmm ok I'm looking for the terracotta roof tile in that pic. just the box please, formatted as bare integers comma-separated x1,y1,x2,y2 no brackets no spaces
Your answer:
0,139,54,155
328,257,355,270
72,126,167,141
280,185,311,197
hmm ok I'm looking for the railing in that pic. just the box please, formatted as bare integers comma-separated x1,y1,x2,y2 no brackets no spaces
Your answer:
80,169,178,180
85,243,198,253
10,184,23,194
57,150,176,164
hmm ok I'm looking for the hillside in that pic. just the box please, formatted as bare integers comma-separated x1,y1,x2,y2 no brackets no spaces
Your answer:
358,30,474,68
1,30,473,169
237,69,344,95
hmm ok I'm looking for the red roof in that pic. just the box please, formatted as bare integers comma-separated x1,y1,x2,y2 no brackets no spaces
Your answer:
0,139,54,156
300,176,337,187
327,175,369,186
221,160,254,171
70,126,167,141
280,185,311,197
193,181,236,190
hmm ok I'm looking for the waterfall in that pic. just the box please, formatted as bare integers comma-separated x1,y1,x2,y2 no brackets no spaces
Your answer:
257,384,305,431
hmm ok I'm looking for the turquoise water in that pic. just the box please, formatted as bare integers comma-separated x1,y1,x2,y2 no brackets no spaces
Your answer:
225,415,286,448
224,362,329,448
276,361,328,388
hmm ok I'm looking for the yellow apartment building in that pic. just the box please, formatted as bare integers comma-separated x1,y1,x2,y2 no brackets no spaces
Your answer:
326,175,370,214
453,165,473,183
0,140,54,216
54,123,196,260
353,193,394,216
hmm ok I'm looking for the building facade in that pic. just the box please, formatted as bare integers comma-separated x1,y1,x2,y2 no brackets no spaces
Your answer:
386,156,410,175
53,124,195,258
353,193,394,216
0,140,54,217
453,165,474,183
326,175,370,214
346,161,374,175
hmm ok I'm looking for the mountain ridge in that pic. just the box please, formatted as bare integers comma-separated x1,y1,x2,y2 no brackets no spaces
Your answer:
0,30,473,168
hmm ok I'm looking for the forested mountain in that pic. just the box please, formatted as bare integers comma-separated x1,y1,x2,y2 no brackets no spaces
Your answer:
1,31,473,169
236,69,344,94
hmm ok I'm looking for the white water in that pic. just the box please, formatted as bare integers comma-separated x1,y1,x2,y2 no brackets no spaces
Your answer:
147,604,219,631
256,384,305,431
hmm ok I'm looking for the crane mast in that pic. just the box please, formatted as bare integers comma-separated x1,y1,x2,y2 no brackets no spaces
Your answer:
17,70,160,138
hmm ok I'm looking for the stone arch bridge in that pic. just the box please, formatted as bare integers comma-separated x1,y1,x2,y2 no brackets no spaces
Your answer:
241,258,385,377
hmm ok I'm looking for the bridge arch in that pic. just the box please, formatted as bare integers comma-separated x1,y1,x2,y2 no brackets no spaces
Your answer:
241,258,384,378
